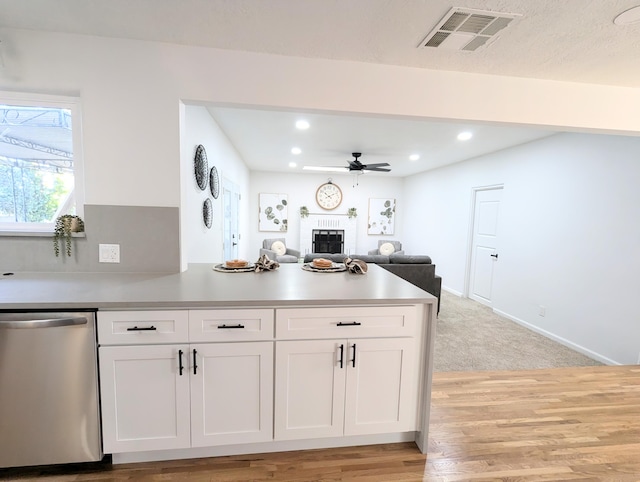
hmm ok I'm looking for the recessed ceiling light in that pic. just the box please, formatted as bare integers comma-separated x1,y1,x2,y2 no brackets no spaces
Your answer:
409,154,420,161
288,162,297,168
296,120,310,130
457,131,473,141
291,147,302,155
614,5,640,25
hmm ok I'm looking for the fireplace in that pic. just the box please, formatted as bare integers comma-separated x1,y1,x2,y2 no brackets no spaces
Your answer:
300,214,356,256
312,229,344,254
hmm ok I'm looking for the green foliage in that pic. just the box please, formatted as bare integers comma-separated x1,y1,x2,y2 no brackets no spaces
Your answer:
53,215,84,257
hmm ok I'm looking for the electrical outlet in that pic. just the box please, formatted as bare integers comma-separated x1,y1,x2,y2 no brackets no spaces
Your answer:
538,305,546,317
99,244,120,263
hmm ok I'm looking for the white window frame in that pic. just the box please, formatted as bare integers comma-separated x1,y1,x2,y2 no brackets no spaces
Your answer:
0,91,85,236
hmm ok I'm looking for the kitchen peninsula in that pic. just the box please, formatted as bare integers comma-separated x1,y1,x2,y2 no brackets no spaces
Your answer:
0,263,437,464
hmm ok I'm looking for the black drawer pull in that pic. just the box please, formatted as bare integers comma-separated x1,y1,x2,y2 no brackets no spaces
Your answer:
178,350,184,376
193,349,198,375
218,324,245,329
126,325,157,331
337,321,361,327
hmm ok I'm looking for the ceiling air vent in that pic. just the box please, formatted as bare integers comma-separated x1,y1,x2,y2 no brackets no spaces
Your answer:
419,7,521,52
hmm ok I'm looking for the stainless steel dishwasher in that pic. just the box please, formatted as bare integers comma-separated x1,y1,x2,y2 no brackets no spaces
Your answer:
0,310,102,468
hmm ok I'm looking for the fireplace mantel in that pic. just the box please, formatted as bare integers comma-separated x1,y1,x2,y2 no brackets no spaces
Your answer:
300,214,357,256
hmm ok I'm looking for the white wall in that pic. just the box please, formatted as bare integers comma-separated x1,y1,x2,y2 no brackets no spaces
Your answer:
182,105,250,265
404,132,640,365
249,172,404,256
2,26,639,216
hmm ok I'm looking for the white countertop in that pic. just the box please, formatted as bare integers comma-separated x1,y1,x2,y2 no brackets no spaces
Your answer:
0,263,436,310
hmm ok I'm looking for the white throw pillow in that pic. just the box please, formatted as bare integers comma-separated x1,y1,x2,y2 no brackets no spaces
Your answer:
379,242,395,256
271,240,286,256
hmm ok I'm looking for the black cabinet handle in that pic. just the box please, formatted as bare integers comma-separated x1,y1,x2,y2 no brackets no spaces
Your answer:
339,344,344,368
351,343,357,368
337,321,362,327
178,350,184,376
490,253,499,259
126,325,157,331
218,324,245,329
193,349,198,375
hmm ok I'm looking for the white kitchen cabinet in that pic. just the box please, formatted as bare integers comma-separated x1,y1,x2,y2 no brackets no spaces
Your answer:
190,341,273,446
99,344,191,453
274,337,415,441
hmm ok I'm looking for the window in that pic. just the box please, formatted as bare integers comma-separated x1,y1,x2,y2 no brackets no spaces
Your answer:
0,92,83,234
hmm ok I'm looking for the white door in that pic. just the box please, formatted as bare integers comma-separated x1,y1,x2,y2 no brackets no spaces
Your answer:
223,184,240,260
274,339,346,440
99,344,191,453
190,342,273,447
468,187,502,306
343,338,416,435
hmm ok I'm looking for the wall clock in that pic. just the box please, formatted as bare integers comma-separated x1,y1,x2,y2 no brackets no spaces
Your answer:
194,144,208,191
315,181,343,210
209,166,220,199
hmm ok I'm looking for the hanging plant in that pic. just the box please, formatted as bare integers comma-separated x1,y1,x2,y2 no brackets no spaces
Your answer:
347,207,357,219
299,206,309,218
53,215,85,257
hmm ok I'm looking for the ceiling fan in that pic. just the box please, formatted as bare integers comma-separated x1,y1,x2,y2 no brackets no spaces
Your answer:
303,153,392,173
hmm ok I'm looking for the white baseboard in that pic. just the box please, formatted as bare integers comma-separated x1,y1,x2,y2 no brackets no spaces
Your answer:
442,286,463,297
493,309,620,366
111,432,416,464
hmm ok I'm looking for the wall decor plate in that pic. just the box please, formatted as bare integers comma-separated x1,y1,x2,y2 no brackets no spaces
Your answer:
209,166,220,199
194,144,208,191
203,198,213,228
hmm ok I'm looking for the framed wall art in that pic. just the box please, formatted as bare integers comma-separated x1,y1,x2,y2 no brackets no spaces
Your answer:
259,193,288,232
367,198,396,235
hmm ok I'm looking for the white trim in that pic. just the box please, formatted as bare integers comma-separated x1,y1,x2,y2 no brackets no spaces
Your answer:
493,308,619,366
111,431,416,464
442,285,463,297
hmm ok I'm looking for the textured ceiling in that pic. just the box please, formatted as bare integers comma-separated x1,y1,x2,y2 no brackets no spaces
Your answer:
1,0,639,87
1,0,636,176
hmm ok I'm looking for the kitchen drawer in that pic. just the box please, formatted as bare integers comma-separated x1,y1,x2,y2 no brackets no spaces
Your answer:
275,306,416,339
189,309,274,342
98,310,189,345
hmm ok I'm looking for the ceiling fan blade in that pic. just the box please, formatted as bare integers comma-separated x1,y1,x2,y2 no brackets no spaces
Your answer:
364,166,391,172
362,162,390,168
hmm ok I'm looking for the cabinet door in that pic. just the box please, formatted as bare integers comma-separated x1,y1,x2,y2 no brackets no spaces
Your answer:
99,345,191,453
190,342,274,447
274,340,346,440
344,338,416,436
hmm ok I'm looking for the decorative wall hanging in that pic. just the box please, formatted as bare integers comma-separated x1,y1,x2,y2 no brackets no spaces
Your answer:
203,198,213,228
194,144,208,191
209,166,220,199
367,198,396,235
259,193,288,232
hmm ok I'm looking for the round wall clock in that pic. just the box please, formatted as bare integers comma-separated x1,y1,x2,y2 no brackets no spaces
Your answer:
315,181,343,210
194,144,208,191
209,166,220,199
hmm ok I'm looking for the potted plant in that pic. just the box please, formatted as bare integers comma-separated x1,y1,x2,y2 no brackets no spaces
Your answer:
53,214,85,257
347,207,357,219
299,206,309,218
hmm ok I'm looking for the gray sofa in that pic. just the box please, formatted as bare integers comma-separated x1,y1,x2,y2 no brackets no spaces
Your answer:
303,253,442,313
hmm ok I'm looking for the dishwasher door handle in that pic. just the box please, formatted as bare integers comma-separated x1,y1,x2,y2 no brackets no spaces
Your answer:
0,316,88,329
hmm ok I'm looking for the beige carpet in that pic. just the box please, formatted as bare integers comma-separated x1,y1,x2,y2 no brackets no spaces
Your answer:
434,291,603,372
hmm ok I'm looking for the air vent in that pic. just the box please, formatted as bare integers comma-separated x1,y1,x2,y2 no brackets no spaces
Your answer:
419,7,521,52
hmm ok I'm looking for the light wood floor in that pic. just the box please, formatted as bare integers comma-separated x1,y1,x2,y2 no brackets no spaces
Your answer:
3,365,639,481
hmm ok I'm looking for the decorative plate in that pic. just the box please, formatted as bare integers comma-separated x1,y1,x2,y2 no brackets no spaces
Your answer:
194,144,208,191
209,166,220,199
212,263,255,273
203,198,213,228
302,263,347,273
